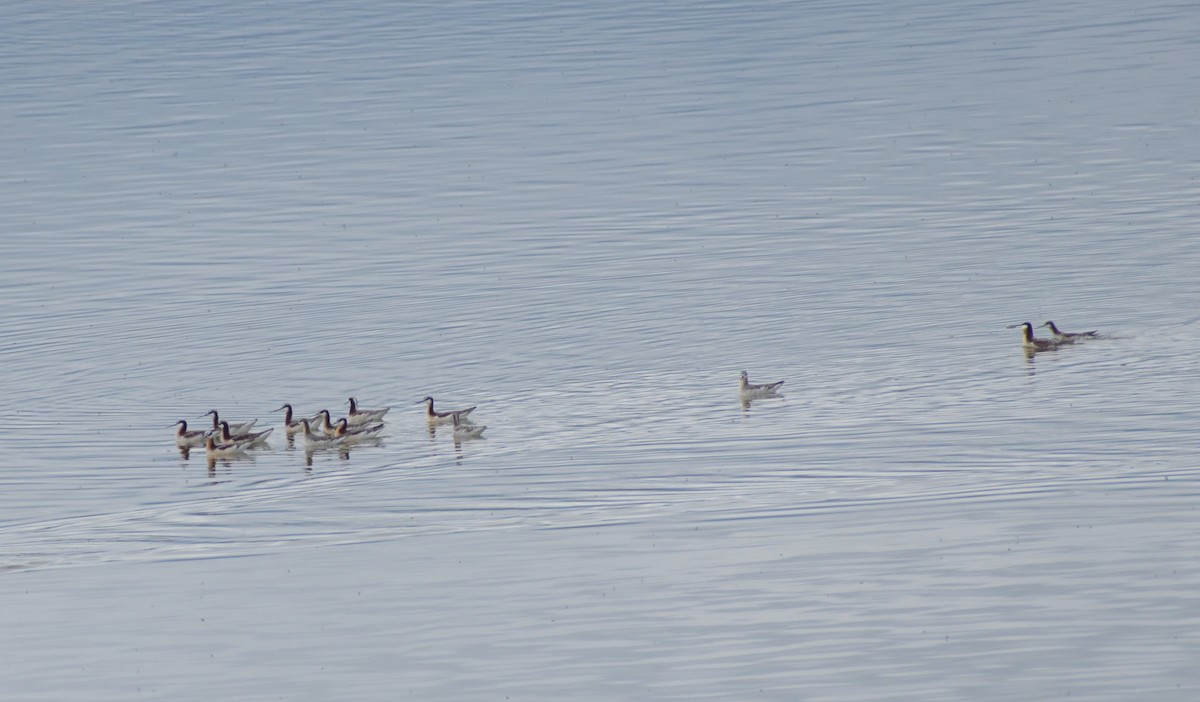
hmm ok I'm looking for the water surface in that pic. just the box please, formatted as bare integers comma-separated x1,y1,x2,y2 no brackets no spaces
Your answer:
2,1,1199,699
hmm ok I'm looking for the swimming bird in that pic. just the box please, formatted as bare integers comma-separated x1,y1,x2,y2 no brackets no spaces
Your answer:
203,410,257,436
216,420,274,446
172,419,209,448
1039,320,1098,343
204,434,252,458
739,370,784,398
346,397,389,425
421,396,476,425
1016,322,1060,351
296,418,347,447
452,413,486,439
332,417,384,441
273,404,323,434
312,409,341,436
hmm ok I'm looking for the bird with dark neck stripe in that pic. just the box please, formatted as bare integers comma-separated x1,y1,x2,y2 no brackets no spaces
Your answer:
296,418,347,447
347,397,389,425
204,434,253,457
172,419,209,448
332,417,384,441
1016,322,1060,351
216,420,273,446
421,396,476,425
273,403,323,434
203,410,257,435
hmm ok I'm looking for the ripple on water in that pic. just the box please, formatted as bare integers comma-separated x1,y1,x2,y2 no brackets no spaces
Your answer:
2,0,1200,698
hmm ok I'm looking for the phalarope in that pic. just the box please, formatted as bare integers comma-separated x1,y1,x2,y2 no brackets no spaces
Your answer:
739,371,784,398
296,418,347,447
332,417,384,441
273,403,323,434
204,434,252,458
312,409,342,436
203,410,258,436
452,413,486,439
1015,322,1060,351
421,396,476,424
346,397,389,425
1039,320,1098,343
172,419,209,448
216,420,274,446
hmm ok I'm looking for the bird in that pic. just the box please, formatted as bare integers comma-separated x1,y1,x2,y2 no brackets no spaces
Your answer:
1015,322,1060,351
346,397,389,425
332,418,384,441
216,421,273,446
452,413,486,439
739,370,784,398
312,409,341,436
296,418,347,447
1039,320,1098,343
421,396,476,425
203,410,257,435
273,404,323,434
204,434,253,458
172,419,209,448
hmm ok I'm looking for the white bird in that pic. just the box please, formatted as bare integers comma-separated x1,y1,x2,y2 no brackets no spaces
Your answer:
452,413,486,439
346,397,389,425
421,396,476,425
739,370,784,398
1039,320,1098,343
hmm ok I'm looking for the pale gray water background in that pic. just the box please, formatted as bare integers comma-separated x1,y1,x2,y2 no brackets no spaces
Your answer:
2,0,1199,699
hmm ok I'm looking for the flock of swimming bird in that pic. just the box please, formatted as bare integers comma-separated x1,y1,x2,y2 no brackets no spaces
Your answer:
172,396,483,459
1013,319,1100,352
173,319,1098,460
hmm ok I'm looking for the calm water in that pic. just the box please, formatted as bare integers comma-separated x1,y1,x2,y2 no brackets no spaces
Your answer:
3,1,1199,699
